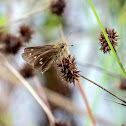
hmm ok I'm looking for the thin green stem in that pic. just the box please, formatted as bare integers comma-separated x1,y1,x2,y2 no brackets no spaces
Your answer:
88,0,126,77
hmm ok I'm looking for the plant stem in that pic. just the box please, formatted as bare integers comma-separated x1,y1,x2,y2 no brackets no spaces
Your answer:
105,99,126,107
0,55,55,124
88,0,126,77
33,75,51,110
79,74,126,104
59,25,96,126
77,79,96,126
33,75,53,126
0,4,48,30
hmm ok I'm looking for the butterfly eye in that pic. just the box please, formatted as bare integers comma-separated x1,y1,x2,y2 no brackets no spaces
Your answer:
60,45,64,48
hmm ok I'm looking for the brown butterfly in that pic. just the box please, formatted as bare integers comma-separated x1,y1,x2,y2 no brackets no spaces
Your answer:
22,42,67,73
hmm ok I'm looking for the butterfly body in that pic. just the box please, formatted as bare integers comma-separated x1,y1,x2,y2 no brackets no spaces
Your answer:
22,42,67,73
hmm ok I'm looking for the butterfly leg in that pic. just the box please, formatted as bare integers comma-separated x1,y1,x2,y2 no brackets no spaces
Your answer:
61,60,64,72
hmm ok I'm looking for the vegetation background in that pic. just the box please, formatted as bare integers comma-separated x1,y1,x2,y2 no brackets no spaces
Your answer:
0,0,126,126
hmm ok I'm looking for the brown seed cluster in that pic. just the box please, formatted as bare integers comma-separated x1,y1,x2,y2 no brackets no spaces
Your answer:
99,28,119,54
0,31,5,43
57,55,79,85
19,64,35,78
0,25,34,55
2,34,22,54
54,120,69,126
118,78,126,90
19,25,34,43
50,0,66,16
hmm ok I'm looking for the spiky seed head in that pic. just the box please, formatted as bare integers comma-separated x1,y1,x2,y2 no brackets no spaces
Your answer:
0,31,5,43
54,120,69,126
19,64,35,78
19,25,34,43
118,78,126,90
50,0,66,16
2,34,22,55
99,28,119,54
57,55,79,85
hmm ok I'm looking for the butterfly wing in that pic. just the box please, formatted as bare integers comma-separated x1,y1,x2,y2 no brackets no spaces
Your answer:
41,56,54,73
24,45,54,52
33,48,58,70
22,45,55,65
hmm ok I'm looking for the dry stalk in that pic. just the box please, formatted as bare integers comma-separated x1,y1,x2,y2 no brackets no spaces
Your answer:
0,54,55,124
0,5,49,30
59,25,96,126
33,75,53,126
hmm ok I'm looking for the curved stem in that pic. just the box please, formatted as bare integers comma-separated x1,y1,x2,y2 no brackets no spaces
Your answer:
79,74,126,104
105,99,126,107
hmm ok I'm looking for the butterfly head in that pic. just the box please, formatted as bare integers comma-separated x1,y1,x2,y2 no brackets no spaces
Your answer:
60,44,65,49
57,42,67,51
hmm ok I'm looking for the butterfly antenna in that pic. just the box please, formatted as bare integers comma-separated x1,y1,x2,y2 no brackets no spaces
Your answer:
59,25,72,42
59,25,71,54
64,32,73,47
104,99,126,106
67,44,74,47
65,32,72,41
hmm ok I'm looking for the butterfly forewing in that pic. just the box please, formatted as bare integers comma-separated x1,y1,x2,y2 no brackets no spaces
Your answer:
22,53,39,65
24,45,54,52
22,45,55,65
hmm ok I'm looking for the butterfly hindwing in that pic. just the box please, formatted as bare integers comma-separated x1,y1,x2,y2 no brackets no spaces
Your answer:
33,48,58,70
41,57,54,73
